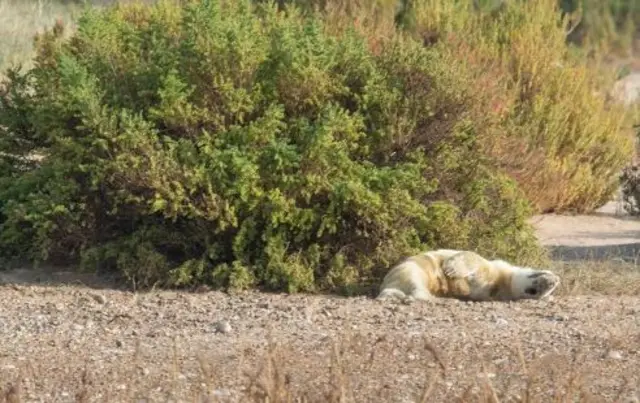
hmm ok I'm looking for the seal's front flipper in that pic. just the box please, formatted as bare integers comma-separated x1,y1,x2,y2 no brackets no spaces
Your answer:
441,251,486,279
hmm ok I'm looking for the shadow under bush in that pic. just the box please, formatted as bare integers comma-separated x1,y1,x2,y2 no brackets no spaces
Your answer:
0,0,545,293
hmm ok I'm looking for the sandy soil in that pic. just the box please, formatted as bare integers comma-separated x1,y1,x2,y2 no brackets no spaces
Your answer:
0,201,638,402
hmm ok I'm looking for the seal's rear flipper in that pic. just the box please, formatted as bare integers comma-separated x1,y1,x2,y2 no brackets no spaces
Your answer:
376,288,407,301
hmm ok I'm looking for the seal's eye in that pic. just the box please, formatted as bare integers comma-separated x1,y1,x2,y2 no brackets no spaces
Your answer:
525,287,538,295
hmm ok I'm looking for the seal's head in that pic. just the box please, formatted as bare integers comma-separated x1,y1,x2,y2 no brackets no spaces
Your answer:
511,268,561,299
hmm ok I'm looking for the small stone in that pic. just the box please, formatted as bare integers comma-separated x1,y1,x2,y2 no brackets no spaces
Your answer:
141,367,150,376
91,294,107,304
213,321,232,334
73,324,84,331
494,318,509,327
607,350,623,360
212,389,231,397
194,285,211,293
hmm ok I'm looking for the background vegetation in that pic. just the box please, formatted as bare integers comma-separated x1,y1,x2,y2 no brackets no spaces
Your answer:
561,0,640,57
0,0,637,292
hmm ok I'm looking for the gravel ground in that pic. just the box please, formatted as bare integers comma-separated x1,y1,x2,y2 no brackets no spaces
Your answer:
0,200,638,402
0,284,638,402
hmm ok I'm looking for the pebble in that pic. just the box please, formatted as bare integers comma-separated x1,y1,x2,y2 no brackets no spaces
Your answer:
213,321,232,334
0,283,637,401
492,358,508,365
607,350,623,360
91,294,107,304
212,389,232,397
494,318,509,327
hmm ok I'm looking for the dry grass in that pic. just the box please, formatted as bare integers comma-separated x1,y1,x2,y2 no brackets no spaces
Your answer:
0,320,634,403
552,257,640,296
239,335,616,403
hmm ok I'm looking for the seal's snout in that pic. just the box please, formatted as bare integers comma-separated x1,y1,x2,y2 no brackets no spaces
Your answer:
523,269,561,299
539,271,561,297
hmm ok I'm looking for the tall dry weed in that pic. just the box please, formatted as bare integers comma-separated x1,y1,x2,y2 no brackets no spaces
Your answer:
408,0,636,213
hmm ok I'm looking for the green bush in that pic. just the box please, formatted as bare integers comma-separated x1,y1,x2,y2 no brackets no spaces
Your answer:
260,0,636,214
0,0,545,293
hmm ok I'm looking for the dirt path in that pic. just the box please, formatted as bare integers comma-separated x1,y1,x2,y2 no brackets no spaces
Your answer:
530,200,640,263
0,201,638,402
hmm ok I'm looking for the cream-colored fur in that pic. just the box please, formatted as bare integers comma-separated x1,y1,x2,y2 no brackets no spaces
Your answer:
377,249,560,302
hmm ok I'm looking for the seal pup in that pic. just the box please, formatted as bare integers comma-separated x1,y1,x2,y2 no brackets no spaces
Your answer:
376,249,560,302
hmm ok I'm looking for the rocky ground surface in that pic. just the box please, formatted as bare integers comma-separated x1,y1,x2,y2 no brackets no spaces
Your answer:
0,286,638,402
0,201,637,402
